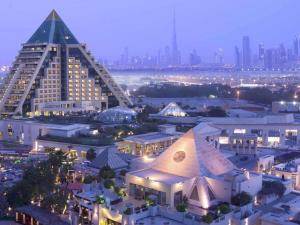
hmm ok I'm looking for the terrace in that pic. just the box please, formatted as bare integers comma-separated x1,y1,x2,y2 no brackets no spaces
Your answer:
38,134,113,147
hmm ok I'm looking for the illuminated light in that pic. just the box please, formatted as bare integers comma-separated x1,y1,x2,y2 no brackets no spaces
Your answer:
135,177,143,182
176,182,183,188
151,180,160,187
280,101,285,105
143,155,153,162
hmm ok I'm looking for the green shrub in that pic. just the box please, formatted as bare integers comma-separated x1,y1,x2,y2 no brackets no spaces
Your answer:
176,203,187,212
218,204,230,214
86,148,96,161
119,169,128,176
202,213,214,224
123,207,132,215
83,175,95,184
95,195,105,204
99,166,116,179
103,179,115,189
260,181,286,197
231,192,252,206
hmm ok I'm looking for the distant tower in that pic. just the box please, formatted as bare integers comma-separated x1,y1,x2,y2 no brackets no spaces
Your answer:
258,43,264,61
171,10,181,65
234,46,241,68
293,36,299,59
242,36,251,69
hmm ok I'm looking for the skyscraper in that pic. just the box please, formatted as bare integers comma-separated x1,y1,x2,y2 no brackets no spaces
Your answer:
242,36,251,69
258,43,264,60
234,46,241,68
293,36,299,59
189,49,201,65
171,11,181,66
0,10,131,116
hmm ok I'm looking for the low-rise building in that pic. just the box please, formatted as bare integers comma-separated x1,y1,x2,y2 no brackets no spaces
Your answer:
257,155,275,172
229,133,257,155
272,159,300,190
0,118,89,146
199,114,300,148
260,192,300,225
272,101,300,113
117,124,183,156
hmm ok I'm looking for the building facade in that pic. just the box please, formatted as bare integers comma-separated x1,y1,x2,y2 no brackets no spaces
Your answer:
0,10,131,116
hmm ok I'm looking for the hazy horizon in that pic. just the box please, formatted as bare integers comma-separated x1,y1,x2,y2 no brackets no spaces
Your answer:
1,0,300,65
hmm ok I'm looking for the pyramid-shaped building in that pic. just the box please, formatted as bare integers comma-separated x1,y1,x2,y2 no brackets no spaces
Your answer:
126,123,262,209
158,102,187,117
0,10,131,116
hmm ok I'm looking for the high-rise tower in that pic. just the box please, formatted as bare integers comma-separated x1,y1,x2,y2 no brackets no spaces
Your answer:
242,36,251,69
234,46,241,68
0,10,131,116
171,11,181,66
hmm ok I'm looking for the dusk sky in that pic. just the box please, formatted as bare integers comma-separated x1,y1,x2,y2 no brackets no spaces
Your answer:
1,0,300,65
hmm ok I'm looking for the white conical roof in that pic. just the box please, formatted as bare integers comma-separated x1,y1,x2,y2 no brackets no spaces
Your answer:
158,102,187,117
152,123,235,178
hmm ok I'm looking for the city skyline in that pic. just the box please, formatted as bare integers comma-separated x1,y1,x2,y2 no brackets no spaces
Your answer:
1,0,300,65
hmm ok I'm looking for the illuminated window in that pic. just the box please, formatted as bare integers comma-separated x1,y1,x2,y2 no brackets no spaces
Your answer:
234,129,246,134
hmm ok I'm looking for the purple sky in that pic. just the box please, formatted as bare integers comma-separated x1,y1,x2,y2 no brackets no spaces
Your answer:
0,0,300,64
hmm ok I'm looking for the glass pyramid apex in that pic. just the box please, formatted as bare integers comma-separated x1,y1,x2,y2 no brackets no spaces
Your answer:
27,10,79,44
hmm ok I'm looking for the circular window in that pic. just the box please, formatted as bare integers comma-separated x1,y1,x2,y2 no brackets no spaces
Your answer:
173,151,186,162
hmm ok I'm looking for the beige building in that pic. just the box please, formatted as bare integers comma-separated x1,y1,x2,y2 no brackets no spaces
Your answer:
0,10,131,116
229,133,257,155
126,123,262,209
117,124,183,156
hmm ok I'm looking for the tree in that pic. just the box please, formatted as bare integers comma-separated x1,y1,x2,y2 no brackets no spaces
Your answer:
83,175,95,184
99,166,115,179
41,190,68,214
6,180,33,207
259,181,286,198
86,148,96,161
202,213,214,224
231,192,252,206
103,179,115,189
217,204,230,214
206,107,227,117
0,195,9,217
176,203,187,212
6,150,68,211
119,169,128,177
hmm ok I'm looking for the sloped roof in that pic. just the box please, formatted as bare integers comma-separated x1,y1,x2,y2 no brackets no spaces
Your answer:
152,123,235,178
198,114,295,125
27,10,79,44
16,205,69,225
90,147,128,170
101,106,136,115
158,102,187,117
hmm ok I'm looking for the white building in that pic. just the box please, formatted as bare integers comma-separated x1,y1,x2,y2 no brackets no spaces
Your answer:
0,119,89,146
199,114,300,148
272,101,300,113
70,123,263,225
126,123,262,209
272,159,300,190
117,124,183,156
260,193,300,225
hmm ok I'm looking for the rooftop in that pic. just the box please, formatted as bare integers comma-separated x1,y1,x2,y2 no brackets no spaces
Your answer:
260,192,300,225
128,168,190,185
16,205,69,225
27,9,79,44
123,131,182,144
199,114,297,125
89,147,128,170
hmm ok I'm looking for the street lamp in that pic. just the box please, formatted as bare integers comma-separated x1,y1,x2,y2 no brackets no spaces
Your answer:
236,90,240,101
